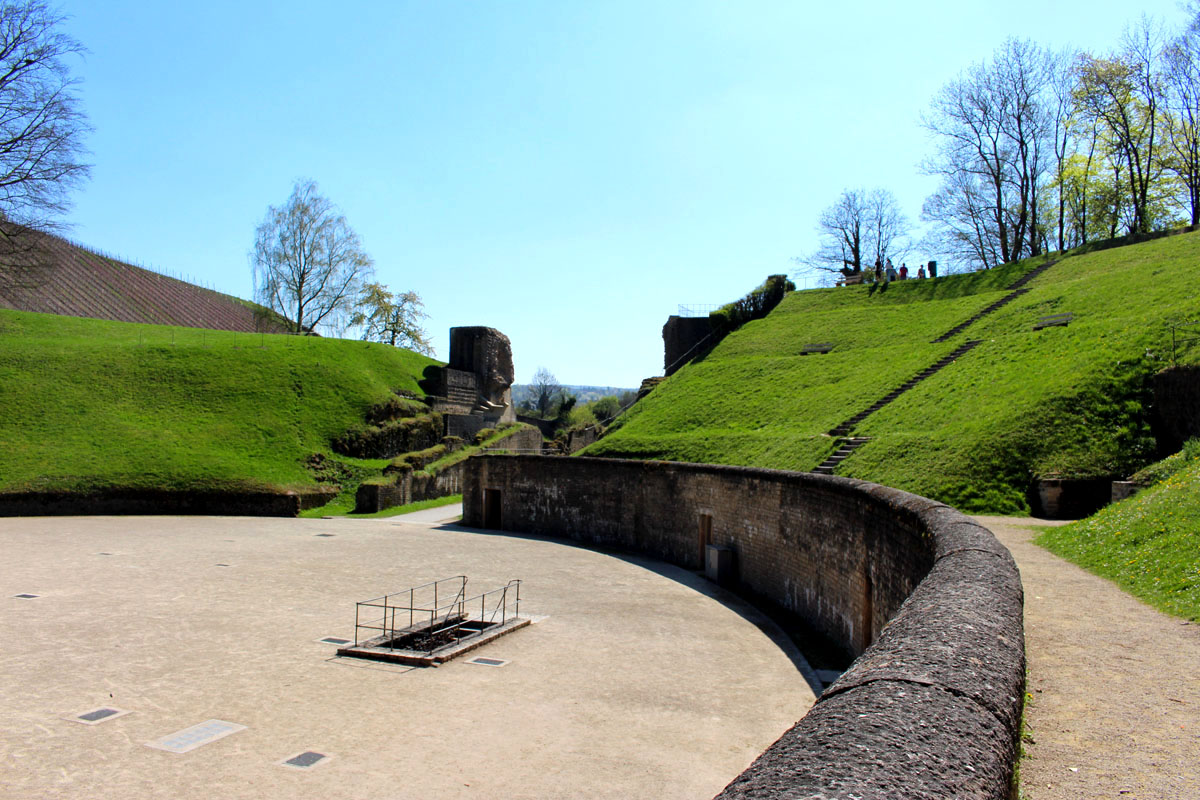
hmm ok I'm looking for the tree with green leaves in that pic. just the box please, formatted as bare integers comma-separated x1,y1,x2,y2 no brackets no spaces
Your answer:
1072,21,1169,236
351,282,433,354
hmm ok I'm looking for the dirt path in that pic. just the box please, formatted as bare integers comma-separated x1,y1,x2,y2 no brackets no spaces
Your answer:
976,516,1200,800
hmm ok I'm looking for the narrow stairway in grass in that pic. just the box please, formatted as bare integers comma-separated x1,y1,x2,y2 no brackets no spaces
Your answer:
812,339,983,475
930,258,1058,343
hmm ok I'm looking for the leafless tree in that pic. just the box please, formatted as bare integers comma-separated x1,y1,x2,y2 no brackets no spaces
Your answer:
251,179,374,335
922,38,1055,269
922,169,1004,270
530,367,562,417
0,1,90,234
796,187,909,282
1164,15,1200,225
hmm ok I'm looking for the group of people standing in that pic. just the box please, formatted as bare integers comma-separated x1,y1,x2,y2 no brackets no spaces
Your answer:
873,258,936,283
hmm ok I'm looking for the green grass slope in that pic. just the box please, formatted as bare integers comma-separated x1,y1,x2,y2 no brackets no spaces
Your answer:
588,232,1200,513
0,309,438,494
1035,440,1200,620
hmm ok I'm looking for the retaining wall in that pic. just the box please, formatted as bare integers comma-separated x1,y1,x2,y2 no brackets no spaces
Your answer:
463,455,1024,799
0,487,336,517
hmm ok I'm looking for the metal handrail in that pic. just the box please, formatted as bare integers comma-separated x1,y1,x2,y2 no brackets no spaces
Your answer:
352,577,522,655
1169,319,1200,365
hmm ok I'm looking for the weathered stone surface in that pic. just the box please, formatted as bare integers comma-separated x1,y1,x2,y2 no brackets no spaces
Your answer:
825,549,1025,733
449,326,515,419
663,315,714,375
1151,364,1200,456
716,681,1015,800
461,455,1024,799
0,487,335,517
424,327,517,423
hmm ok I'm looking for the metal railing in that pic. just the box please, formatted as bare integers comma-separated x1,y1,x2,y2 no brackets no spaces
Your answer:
677,304,721,317
352,577,522,655
1168,320,1200,365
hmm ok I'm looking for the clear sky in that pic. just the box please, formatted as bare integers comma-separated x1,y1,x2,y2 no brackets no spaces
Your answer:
55,0,1188,388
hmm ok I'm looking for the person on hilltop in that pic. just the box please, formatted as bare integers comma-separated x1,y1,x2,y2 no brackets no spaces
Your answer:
928,260,938,279
874,258,883,283
899,263,909,280
917,265,926,279
885,259,897,282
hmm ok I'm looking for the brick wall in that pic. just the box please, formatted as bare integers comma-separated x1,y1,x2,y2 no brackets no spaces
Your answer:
462,455,1024,800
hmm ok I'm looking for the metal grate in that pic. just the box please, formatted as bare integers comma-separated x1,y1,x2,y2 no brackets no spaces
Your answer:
215,563,231,567
80,708,119,721
146,720,246,754
318,637,351,645
13,593,38,599
281,751,328,769
70,707,131,725
314,533,335,537
468,657,509,667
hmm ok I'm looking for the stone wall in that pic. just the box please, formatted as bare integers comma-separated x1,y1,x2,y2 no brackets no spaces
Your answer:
0,486,336,517
1152,365,1200,456
462,455,1024,799
662,315,715,375
356,426,546,513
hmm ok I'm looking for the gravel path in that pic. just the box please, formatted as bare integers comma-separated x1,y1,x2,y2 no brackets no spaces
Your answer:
977,516,1200,800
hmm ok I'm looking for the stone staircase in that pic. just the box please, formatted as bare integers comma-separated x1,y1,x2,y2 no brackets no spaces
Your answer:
930,258,1058,343
1006,257,1059,290
812,436,872,475
814,339,983,474
813,258,1059,476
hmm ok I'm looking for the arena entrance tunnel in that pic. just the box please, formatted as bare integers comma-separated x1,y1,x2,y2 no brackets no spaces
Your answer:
463,454,1025,800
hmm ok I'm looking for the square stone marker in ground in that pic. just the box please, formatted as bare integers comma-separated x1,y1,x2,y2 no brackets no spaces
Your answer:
146,720,246,754
68,707,132,725
280,751,331,770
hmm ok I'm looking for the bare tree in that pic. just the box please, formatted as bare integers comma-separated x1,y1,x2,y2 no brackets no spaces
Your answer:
797,187,909,281
1164,16,1200,225
922,38,1055,269
0,1,90,234
530,367,562,417
922,169,1003,270
351,281,433,354
251,179,374,334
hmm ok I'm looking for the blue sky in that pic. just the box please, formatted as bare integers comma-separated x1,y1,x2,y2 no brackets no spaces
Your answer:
57,1,1188,388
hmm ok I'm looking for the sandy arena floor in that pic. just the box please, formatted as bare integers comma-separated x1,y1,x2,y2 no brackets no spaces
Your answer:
0,512,815,800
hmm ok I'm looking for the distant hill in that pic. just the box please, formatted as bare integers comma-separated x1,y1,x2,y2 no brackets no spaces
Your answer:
587,231,1200,514
0,224,282,332
511,384,635,406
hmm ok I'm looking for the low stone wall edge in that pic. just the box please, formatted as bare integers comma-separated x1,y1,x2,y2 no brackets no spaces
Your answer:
463,453,1025,800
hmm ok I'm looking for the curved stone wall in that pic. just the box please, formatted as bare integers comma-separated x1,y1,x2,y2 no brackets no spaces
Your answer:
462,455,1024,800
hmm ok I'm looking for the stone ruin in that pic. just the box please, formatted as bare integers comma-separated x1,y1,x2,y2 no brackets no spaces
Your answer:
422,326,516,438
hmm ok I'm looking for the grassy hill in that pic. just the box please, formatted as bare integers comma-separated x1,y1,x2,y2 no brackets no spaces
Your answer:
587,232,1200,514
0,308,438,495
1036,440,1200,621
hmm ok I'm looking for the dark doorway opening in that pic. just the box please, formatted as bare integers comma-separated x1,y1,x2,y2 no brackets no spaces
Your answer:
483,488,502,529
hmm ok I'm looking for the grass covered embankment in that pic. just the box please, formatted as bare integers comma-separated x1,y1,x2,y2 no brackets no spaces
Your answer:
0,308,438,496
588,231,1200,513
1036,441,1200,620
